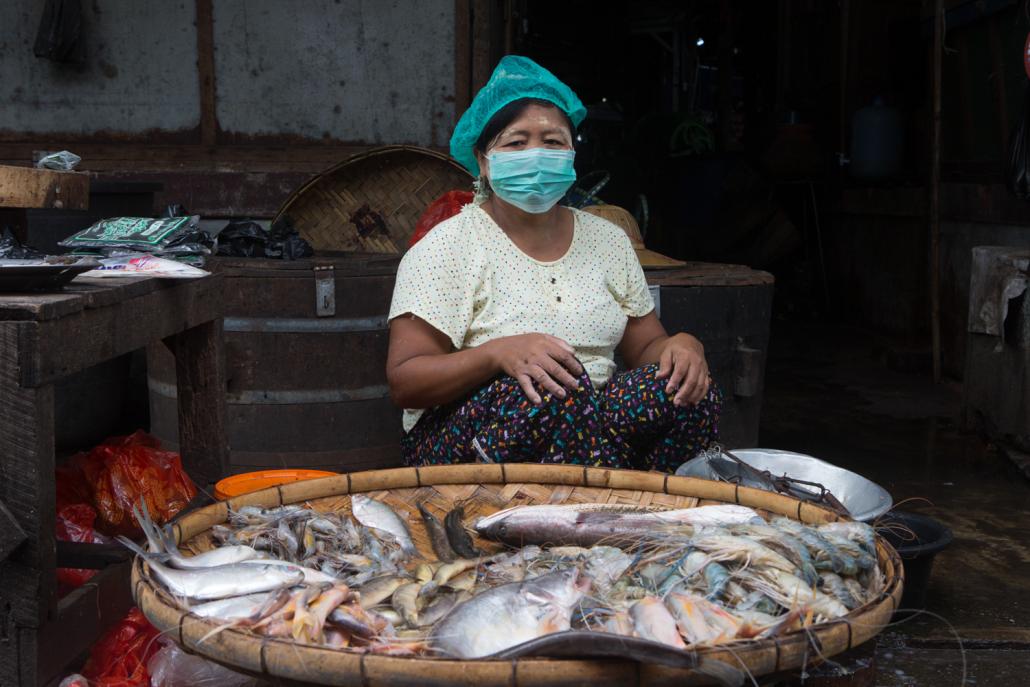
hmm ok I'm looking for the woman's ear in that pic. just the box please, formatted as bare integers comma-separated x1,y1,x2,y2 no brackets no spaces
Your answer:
475,150,489,179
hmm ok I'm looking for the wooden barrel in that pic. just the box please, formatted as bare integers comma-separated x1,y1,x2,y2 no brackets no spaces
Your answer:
147,255,404,476
133,464,904,687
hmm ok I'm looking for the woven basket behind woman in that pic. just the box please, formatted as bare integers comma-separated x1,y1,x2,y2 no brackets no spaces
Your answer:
274,145,473,254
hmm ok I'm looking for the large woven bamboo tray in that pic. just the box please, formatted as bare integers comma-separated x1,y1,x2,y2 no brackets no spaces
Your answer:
133,464,904,687
274,145,473,254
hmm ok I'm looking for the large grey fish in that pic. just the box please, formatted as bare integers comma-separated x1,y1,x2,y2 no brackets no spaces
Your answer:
143,559,304,600
475,503,760,548
351,494,417,557
428,568,588,658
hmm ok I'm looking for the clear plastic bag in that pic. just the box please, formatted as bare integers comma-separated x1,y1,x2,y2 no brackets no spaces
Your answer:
36,150,82,171
148,639,258,687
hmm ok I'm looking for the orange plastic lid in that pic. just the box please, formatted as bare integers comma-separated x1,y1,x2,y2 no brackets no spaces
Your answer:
214,469,339,500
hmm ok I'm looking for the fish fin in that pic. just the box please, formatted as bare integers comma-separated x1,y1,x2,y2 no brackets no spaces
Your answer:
133,502,165,554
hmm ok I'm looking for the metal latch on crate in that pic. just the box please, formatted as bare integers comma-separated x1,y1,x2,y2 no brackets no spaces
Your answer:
314,265,336,317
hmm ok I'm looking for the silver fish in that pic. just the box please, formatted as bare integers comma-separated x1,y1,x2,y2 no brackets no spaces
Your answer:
190,591,276,620
351,495,417,557
475,503,759,548
429,568,588,658
144,559,304,600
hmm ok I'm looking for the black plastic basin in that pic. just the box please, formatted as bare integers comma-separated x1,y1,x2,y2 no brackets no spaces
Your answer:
878,510,953,610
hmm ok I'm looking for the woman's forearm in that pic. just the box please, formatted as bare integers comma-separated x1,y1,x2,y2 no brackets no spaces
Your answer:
387,343,500,408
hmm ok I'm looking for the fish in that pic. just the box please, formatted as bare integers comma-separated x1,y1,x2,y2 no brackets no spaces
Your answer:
416,591,461,627
475,503,760,548
444,506,483,559
297,584,354,643
357,575,408,609
666,592,722,645
428,569,588,658
418,503,456,562
630,596,687,649
190,591,277,620
351,495,417,557
391,582,422,627
143,559,304,600
238,558,339,585
127,503,264,569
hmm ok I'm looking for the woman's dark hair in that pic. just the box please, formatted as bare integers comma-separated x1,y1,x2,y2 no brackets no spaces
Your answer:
474,98,575,154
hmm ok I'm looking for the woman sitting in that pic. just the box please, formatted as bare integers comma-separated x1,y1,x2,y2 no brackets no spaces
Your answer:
387,56,721,472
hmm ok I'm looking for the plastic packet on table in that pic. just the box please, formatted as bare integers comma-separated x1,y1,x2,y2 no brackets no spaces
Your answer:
148,638,259,687
59,216,202,253
80,254,209,279
36,150,82,171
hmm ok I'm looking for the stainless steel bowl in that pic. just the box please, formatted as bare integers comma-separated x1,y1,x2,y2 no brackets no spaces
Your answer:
675,448,892,522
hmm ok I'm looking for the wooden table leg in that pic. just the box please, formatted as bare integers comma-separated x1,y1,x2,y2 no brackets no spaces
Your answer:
172,319,229,488
0,323,56,685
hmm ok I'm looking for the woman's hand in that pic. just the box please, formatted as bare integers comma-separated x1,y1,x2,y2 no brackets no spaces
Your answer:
656,333,711,407
485,333,583,404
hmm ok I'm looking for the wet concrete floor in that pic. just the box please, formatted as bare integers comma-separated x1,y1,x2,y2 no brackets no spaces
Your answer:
758,323,1030,686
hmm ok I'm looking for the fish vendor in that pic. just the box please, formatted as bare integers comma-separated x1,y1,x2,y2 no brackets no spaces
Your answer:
387,56,721,471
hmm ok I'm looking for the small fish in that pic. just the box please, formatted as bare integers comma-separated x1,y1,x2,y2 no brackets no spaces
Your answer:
351,495,417,557
356,575,407,609
190,592,277,620
630,596,687,649
238,558,338,585
418,503,456,562
416,591,460,627
444,506,483,559
433,558,481,586
429,569,588,659
443,569,477,591
143,559,304,600
391,582,422,627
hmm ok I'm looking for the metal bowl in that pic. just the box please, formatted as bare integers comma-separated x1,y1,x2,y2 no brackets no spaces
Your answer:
675,448,892,522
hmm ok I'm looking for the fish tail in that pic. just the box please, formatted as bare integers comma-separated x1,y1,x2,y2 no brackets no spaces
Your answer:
115,534,170,562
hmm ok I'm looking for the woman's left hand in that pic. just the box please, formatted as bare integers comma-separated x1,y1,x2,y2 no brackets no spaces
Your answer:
655,333,710,407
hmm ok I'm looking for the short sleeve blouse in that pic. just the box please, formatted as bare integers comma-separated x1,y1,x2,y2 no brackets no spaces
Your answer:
388,203,654,431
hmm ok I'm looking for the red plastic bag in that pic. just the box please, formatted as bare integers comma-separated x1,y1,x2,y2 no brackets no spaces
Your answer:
55,502,111,595
409,190,474,247
80,608,162,687
67,431,197,537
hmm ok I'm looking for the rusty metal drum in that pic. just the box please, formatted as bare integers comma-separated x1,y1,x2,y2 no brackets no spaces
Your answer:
147,255,404,476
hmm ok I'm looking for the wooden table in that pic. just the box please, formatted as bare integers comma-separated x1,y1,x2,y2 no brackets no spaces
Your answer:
0,275,227,686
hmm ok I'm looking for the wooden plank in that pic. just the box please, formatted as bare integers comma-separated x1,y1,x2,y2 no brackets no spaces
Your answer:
0,323,56,629
55,541,131,569
471,0,493,93
454,0,472,123
0,165,89,210
20,275,224,387
0,499,27,563
174,317,229,487
196,0,218,147
0,292,84,322
36,560,134,687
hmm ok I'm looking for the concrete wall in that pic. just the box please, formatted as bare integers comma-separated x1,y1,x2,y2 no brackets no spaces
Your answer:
213,0,455,147
0,0,455,146
0,0,200,136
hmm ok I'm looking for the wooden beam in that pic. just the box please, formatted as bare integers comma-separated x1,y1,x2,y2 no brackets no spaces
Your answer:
471,0,493,94
930,0,943,383
0,165,89,210
455,0,472,124
173,317,230,486
196,0,218,147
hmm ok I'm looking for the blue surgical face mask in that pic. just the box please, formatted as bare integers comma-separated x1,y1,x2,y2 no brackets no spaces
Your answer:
486,148,577,213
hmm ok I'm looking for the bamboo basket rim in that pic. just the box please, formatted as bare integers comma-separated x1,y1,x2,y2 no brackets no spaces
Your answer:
272,144,472,247
133,464,904,687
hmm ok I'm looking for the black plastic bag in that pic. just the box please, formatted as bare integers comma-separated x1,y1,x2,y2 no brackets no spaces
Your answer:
1008,81,1030,200
33,0,85,64
0,229,45,259
216,218,312,260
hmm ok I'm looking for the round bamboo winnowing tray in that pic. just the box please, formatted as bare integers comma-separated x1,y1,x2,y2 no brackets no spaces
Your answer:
274,145,474,254
133,464,904,687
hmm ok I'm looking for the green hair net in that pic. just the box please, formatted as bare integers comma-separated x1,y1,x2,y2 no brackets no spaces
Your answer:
449,55,587,177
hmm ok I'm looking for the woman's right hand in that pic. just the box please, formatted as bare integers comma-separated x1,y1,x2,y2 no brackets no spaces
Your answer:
485,334,583,404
